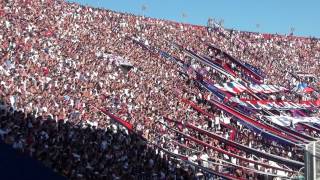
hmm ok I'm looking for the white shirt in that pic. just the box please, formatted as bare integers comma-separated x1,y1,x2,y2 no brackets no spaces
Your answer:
200,153,209,167
9,96,15,106
214,116,220,125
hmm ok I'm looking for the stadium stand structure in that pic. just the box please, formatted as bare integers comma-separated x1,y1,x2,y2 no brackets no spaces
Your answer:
1,0,320,179
305,140,320,180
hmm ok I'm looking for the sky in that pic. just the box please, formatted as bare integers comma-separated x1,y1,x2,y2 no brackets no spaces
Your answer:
70,0,320,38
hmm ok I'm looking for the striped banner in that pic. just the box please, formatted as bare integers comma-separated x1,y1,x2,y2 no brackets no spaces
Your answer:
266,116,320,127
214,81,288,94
229,97,319,110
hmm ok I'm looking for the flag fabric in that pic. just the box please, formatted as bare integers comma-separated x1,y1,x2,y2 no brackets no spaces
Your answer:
244,62,265,78
100,109,133,130
208,44,264,82
229,97,319,110
303,87,314,93
213,81,288,94
207,99,301,145
293,83,314,93
266,116,320,127
164,117,304,168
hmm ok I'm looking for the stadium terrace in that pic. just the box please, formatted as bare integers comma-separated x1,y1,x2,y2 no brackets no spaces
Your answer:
0,0,320,179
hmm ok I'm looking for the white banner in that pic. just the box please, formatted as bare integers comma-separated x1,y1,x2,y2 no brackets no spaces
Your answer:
266,116,320,126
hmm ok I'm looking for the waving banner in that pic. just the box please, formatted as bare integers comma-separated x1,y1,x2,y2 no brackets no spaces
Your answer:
230,97,319,110
214,81,288,94
266,116,320,127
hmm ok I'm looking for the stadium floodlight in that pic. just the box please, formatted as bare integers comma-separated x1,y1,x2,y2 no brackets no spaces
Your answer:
141,4,147,17
181,12,188,22
290,27,296,35
207,18,214,28
256,24,260,30
218,19,224,28
207,18,215,33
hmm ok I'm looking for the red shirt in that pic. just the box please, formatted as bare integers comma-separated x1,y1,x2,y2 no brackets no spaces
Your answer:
42,67,49,76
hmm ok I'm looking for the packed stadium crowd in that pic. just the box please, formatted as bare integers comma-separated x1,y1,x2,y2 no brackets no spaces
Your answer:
0,0,319,179
0,107,198,179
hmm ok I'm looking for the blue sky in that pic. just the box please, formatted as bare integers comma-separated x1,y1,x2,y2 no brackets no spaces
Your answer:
70,0,320,38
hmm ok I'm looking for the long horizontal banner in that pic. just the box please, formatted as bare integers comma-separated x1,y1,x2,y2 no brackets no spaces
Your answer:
230,97,320,110
214,81,288,95
205,98,302,145
207,44,264,82
163,117,304,169
266,116,320,127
